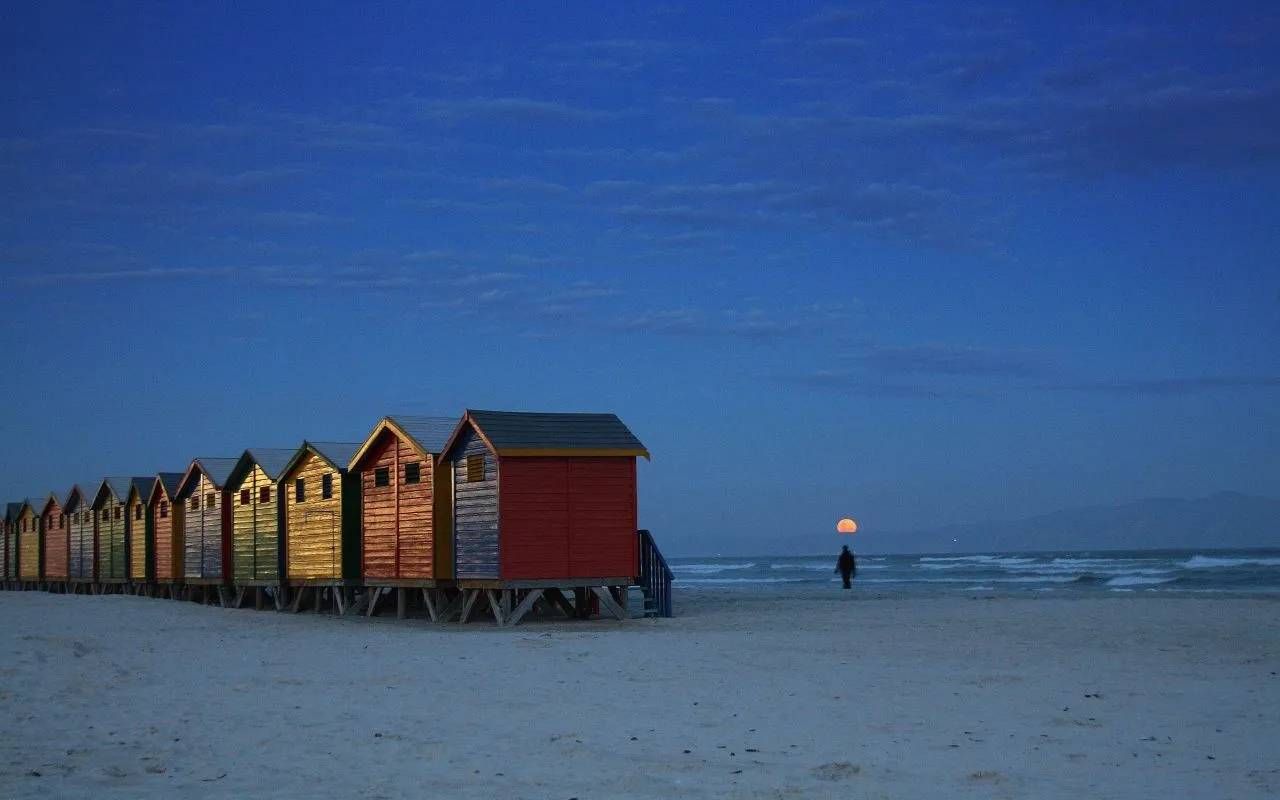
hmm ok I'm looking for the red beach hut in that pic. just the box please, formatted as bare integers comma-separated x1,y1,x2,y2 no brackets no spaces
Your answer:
437,410,650,624
40,492,70,591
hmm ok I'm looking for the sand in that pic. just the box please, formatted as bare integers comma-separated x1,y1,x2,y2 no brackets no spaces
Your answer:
1,588,1277,799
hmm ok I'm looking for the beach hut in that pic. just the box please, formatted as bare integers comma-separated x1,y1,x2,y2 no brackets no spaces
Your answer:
17,498,43,587
148,472,186,596
279,441,361,612
175,457,238,602
40,492,70,591
94,478,149,590
3,502,19,588
348,416,456,618
64,484,96,589
437,410,649,624
124,477,155,592
225,448,296,608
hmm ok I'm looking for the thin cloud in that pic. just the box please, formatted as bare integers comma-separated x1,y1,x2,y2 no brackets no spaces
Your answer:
1048,375,1280,396
13,267,233,286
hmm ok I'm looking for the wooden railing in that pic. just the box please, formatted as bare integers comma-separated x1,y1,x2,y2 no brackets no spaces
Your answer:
637,529,674,618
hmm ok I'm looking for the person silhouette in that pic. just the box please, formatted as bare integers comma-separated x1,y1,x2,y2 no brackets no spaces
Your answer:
835,544,857,591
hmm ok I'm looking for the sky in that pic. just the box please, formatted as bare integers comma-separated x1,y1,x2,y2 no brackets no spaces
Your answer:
2,2,1278,556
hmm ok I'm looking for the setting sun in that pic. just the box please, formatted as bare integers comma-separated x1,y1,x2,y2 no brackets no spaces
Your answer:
837,518,857,534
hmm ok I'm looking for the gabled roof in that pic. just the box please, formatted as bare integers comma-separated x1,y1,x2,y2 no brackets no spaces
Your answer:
175,457,240,499
227,447,300,489
40,492,63,515
124,477,154,503
441,409,650,460
63,484,93,512
147,472,186,505
20,497,44,516
348,415,458,471
5,501,23,523
281,441,362,480
94,477,152,509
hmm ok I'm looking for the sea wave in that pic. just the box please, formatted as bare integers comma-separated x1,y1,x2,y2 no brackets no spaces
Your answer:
678,577,806,585
672,562,757,574
1181,555,1280,569
1105,575,1176,587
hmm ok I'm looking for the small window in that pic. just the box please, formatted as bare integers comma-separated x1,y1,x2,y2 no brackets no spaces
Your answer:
160,501,169,518
134,505,142,521
103,509,110,521
260,486,270,504
405,462,420,484
240,489,251,505
115,506,122,520
295,478,306,503
374,467,390,487
191,496,199,511
59,516,65,529
466,454,484,482
321,473,333,499
206,493,215,509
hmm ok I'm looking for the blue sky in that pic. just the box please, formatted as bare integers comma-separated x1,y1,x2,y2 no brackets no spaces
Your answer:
3,2,1278,556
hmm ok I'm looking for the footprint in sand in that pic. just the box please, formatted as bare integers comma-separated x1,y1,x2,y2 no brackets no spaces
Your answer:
810,762,861,781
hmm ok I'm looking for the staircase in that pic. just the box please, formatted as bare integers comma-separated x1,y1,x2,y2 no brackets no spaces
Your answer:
637,529,674,618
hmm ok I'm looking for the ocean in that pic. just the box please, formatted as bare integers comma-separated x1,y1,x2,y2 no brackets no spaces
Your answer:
668,548,1280,596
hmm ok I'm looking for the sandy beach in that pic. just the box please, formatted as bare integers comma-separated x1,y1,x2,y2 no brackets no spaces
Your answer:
1,589,1277,799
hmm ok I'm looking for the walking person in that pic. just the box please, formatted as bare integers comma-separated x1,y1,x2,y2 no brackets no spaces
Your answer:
835,544,857,592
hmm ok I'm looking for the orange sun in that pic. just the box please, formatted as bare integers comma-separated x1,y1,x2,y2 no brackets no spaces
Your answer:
837,518,858,534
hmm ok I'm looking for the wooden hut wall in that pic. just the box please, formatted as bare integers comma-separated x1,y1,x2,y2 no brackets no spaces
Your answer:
451,426,499,580
18,505,41,580
97,493,128,580
497,458,638,579
359,432,443,580
183,473,230,581
67,492,95,580
151,485,183,582
42,497,69,581
285,451,358,581
127,491,148,581
231,464,280,582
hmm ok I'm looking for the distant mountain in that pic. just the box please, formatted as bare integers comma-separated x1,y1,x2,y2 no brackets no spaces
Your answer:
884,491,1280,555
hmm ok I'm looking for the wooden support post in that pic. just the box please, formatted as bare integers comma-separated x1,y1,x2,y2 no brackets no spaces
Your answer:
396,588,407,620
459,589,480,624
485,589,504,626
291,586,305,613
506,589,545,627
421,589,439,622
366,587,382,617
592,586,627,621
437,591,463,622
255,587,264,611
335,588,346,616
314,587,323,614
544,588,577,618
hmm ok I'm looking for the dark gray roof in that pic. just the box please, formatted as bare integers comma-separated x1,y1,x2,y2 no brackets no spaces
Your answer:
309,441,362,471
389,416,457,454
176,457,240,498
231,448,300,485
97,477,152,507
63,485,92,511
155,472,185,500
463,409,648,456
5,501,22,522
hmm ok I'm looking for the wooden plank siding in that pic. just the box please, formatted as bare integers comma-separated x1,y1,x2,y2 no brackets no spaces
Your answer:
484,457,637,580
182,473,232,582
230,464,281,582
452,428,499,579
150,481,183,582
284,449,359,582
359,433,440,580
17,503,41,581
65,488,95,580
41,495,69,581
126,490,148,581
95,489,128,581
